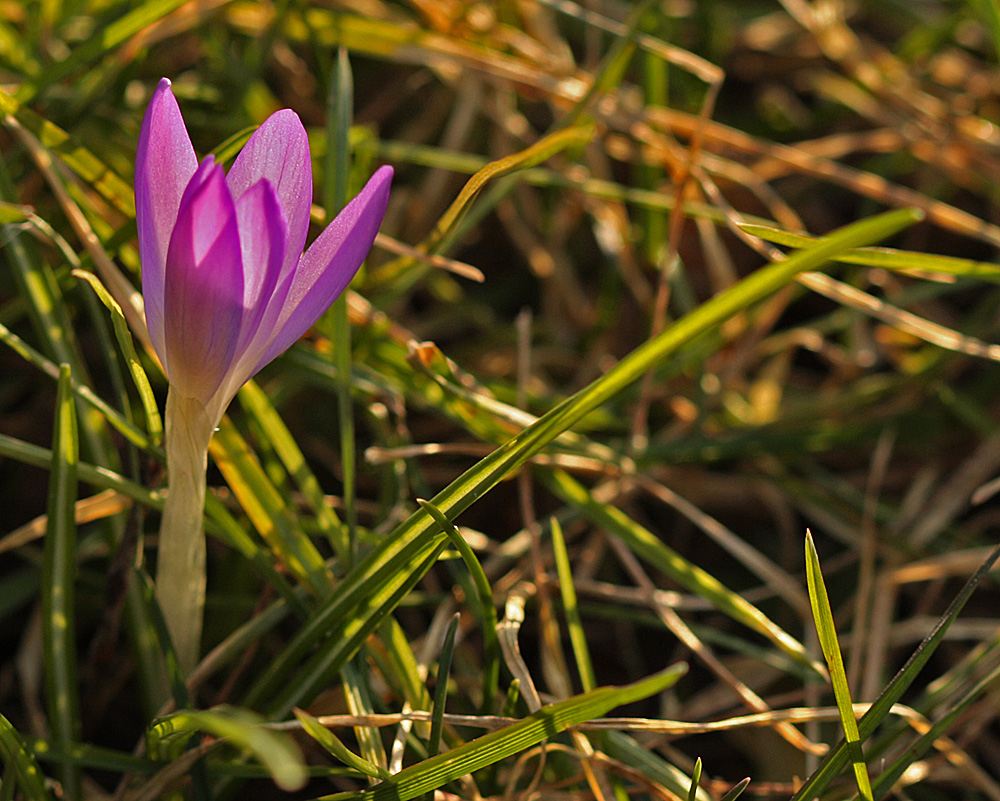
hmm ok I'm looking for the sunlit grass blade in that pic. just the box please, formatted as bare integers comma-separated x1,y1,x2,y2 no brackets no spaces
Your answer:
42,365,81,801
374,122,595,290
0,714,52,801
73,269,162,446
0,160,114,466
0,320,150,449
719,777,751,801
804,530,872,801
791,543,1000,801
417,499,500,711
293,708,390,781
147,707,307,792
0,87,135,216
427,614,459,759
686,757,703,801
739,223,1000,282
209,418,330,596
236,381,345,558
15,0,190,103
319,663,688,801
550,517,596,693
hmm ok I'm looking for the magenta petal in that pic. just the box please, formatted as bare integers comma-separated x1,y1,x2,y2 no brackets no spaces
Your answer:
162,159,245,402
254,165,393,372
226,110,312,278
222,179,290,396
136,78,198,364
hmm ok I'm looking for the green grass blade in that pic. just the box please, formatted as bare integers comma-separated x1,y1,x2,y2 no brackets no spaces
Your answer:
15,0,190,103
0,432,158,506
327,46,357,564
417,499,500,711
319,663,688,801
739,223,1000,282
804,531,872,801
550,517,597,693
293,708,390,781
427,614,459,759
0,320,150,449
0,87,135,217
0,715,52,801
236,381,345,557
718,777,751,801
73,269,162,446
42,364,81,801
791,543,1000,800
686,757,703,801
544,468,823,674
248,542,449,717
209,418,330,595
873,658,1000,797
147,707,307,792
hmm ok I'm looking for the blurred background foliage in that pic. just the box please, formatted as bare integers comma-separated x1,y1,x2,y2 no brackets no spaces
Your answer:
3,0,1000,799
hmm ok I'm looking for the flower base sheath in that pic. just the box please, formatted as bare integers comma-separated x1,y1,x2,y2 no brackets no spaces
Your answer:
136,78,392,673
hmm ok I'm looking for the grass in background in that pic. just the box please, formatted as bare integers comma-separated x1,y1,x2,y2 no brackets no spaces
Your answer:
3,1,1000,799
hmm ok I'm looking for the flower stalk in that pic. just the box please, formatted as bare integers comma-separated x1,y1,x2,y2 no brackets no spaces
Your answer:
156,391,214,673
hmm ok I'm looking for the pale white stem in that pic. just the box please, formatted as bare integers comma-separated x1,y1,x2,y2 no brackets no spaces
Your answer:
156,389,215,675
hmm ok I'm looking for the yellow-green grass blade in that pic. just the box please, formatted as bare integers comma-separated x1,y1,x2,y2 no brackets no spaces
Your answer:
147,707,307,793
804,531,872,801
0,159,114,466
374,122,594,290
686,757,703,801
246,209,919,716
551,517,597,693
0,87,135,217
73,270,162,446
236,381,345,559
15,0,191,104
417,499,500,712
319,664,688,801
0,714,52,801
0,320,150,450
375,617,433,714
210,418,331,596
42,365,81,801
739,223,1000,282
293,708,390,781
791,543,1000,800
719,777,751,801
543,468,824,675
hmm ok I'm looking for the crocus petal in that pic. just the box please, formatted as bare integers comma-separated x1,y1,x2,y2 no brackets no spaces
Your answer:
219,178,290,401
252,166,393,372
162,158,245,403
226,110,311,279
136,78,198,364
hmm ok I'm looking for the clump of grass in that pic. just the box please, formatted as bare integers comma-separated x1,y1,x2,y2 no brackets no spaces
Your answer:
3,2,1000,800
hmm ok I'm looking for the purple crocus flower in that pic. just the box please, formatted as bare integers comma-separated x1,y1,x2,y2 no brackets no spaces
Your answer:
136,78,391,675
136,77,392,422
